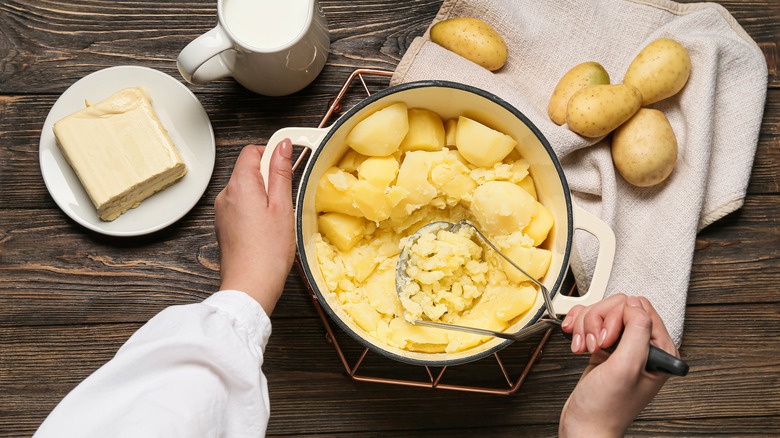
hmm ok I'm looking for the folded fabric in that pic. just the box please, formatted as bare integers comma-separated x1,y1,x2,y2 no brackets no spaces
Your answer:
391,0,767,345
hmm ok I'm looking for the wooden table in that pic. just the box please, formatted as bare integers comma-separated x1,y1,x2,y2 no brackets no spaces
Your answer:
1,1,778,436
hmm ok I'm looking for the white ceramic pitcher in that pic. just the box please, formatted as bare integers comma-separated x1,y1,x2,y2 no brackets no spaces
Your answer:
177,0,329,96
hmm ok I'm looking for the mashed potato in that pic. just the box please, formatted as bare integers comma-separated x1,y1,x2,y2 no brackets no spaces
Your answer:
314,109,553,354
399,226,488,323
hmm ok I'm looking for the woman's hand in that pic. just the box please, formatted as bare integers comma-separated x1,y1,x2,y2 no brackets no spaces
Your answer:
558,293,679,437
214,140,295,316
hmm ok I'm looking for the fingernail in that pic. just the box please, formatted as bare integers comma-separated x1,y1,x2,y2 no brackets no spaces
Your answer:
561,315,572,329
279,139,292,159
627,296,642,308
599,328,607,346
571,334,583,353
586,333,597,353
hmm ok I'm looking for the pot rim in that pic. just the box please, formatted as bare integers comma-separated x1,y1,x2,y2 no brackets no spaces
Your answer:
295,80,573,366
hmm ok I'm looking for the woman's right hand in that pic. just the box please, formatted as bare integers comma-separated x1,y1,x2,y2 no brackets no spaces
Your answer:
558,293,680,437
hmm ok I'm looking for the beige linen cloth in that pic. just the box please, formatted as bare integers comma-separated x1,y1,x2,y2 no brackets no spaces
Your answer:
390,0,767,345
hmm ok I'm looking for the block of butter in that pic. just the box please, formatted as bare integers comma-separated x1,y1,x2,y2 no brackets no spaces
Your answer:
53,87,187,221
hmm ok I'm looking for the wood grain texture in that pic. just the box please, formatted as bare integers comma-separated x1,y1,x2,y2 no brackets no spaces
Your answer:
1,303,778,436
0,0,438,93
1,0,778,436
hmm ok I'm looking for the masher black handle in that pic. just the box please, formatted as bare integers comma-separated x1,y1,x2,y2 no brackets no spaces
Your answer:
561,330,689,376
601,342,689,376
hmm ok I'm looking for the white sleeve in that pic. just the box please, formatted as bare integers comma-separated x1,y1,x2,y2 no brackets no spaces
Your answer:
34,290,272,438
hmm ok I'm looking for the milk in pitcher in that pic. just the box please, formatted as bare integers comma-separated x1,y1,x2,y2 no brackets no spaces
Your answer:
223,0,311,49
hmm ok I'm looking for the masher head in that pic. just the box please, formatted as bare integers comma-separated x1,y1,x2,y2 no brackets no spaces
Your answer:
395,220,560,340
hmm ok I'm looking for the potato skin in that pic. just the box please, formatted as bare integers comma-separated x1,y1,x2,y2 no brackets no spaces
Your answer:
623,38,691,106
548,62,610,125
566,84,642,137
430,17,508,71
611,108,678,187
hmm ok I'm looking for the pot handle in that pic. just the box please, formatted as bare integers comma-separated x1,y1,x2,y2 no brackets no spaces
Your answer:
551,203,616,315
259,127,329,190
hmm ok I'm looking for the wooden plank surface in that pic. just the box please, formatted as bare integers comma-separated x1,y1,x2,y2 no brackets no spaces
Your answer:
1,0,778,436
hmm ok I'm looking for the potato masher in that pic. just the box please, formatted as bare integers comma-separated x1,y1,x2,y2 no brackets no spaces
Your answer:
396,220,689,376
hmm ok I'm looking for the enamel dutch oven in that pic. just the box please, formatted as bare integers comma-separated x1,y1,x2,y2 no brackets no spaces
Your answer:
261,80,616,366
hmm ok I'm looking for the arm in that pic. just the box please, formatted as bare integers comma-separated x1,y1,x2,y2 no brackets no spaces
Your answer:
35,140,295,437
34,292,273,438
558,293,680,437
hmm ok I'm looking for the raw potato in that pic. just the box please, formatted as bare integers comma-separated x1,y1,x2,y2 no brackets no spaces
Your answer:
624,38,691,106
400,108,446,152
548,62,610,125
611,108,678,187
566,84,642,138
430,17,508,71
455,116,517,167
346,102,409,156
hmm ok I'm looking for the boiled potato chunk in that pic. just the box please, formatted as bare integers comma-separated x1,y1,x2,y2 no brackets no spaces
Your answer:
387,316,449,348
523,202,554,246
444,118,458,146
352,180,403,222
481,283,537,322
455,116,517,167
400,108,446,152
611,108,678,187
315,167,361,216
430,17,507,71
502,245,552,283
338,150,369,173
392,151,438,215
357,156,399,187
566,84,642,138
548,61,610,125
517,174,537,200
318,212,367,252
624,38,691,106
346,102,409,156
340,244,381,283
342,301,382,334
471,181,538,236
444,309,503,352
429,151,476,203
363,267,403,316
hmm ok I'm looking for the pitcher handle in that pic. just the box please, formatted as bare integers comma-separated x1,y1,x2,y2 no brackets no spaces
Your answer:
260,127,329,191
551,203,616,314
177,25,233,84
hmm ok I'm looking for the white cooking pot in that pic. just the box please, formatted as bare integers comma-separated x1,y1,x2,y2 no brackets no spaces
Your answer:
261,81,615,366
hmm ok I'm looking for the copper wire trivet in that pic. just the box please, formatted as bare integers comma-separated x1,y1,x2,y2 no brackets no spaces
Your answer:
293,68,559,395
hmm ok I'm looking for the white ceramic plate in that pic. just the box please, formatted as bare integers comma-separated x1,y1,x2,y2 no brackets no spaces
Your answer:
39,65,215,236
